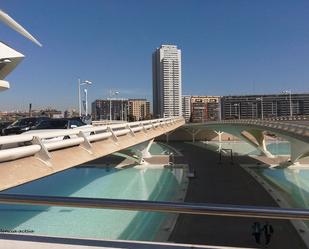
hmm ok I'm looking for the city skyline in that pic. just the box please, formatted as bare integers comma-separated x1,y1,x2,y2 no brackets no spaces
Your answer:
1,0,309,111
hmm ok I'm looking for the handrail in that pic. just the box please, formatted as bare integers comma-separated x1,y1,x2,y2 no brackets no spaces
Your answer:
0,117,184,163
0,194,309,220
199,119,309,138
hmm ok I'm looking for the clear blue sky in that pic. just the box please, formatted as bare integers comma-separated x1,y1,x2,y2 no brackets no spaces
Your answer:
1,0,309,111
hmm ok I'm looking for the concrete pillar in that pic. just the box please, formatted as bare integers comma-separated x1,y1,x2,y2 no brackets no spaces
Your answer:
165,132,170,143
240,129,274,158
191,129,201,143
140,138,154,159
288,138,309,163
134,138,155,164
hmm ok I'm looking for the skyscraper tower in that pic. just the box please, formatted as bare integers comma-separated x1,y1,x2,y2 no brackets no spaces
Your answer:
152,45,182,118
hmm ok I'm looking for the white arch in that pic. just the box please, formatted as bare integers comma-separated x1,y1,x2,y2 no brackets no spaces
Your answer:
189,122,309,165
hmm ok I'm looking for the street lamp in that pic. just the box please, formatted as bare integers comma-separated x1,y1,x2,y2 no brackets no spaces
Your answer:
78,79,92,117
84,88,89,116
109,90,119,121
121,98,124,121
282,90,292,118
256,97,263,120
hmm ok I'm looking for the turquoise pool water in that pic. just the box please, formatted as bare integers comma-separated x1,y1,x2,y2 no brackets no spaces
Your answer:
125,141,178,157
201,141,290,156
149,142,178,155
0,144,184,240
253,168,309,209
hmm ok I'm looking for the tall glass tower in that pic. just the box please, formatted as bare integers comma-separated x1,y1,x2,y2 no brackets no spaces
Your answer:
152,45,182,118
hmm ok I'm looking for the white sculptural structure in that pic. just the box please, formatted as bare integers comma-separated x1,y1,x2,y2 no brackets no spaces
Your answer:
0,9,41,91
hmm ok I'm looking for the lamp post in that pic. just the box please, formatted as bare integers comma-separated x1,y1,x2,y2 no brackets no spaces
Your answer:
282,90,292,118
78,79,92,117
121,98,124,121
256,97,263,120
109,90,119,121
84,88,88,116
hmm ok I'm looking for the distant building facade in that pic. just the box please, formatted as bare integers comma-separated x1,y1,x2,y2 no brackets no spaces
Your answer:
92,99,128,121
221,93,309,119
191,96,220,122
64,108,79,118
37,109,63,118
128,99,150,121
182,95,191,122
152,44,182,118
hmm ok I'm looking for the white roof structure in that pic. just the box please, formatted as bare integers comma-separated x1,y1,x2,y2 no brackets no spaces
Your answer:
0,9,41,91
0,42,24,91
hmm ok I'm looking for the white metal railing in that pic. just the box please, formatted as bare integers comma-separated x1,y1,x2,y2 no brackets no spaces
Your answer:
92,120,127,126
0,117,184,163
1,194,309,220
200,119,309,138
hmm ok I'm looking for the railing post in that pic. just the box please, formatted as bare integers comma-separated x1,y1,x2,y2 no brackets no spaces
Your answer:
141,123,148,133
77,131,93,153
32,136,52,165
126,124,135,137
107,127,118,142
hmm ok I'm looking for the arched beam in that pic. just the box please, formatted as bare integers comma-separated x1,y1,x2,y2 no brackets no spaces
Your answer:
190,122,309,165
211,125,273,158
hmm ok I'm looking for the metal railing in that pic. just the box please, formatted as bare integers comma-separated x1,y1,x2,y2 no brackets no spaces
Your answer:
92,120,128,126
201,119,309,138
0,117,184,163
263,115,309,121
0,194,309,220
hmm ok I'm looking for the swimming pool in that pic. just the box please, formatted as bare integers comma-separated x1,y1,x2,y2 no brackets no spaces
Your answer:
0,144,185,241
253,167,309,209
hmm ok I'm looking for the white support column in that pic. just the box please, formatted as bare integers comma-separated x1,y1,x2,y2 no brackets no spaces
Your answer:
165,132,170,143
288,138,309,164
140,138,154,159
134,139,154,164
240,129,274,158
191,129,201,143
215,130,223,143
215,126,274,158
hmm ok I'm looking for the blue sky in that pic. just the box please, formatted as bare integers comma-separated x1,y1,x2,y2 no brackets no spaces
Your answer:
1,0,309,111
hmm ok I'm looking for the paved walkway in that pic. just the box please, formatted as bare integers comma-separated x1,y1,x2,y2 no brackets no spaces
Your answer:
168,142,307,249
